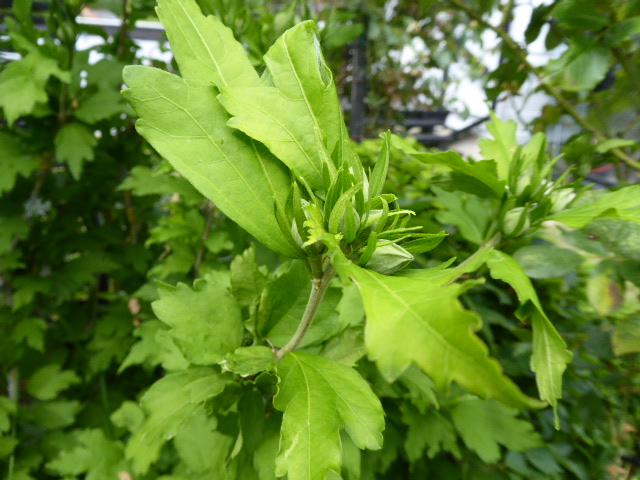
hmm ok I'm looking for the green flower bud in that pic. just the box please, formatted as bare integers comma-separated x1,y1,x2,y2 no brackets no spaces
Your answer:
365,243,414,274
549,188,575,213
501,207,531,237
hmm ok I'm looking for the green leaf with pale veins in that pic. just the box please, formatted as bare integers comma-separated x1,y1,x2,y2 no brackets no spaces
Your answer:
450,397,542,463
152,278,244,365
478,113,518,180
219,21,354,190
548,185,640,228
125,367,230,474
486,250,573,426
54,122,98,179
273,351,384,480
156,0,261,88
122,65,299,258
326,245,544,409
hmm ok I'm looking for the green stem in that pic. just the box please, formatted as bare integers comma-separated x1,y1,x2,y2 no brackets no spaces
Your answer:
446,234,502,286
193,201,217,278
275,261,335,359
447,0,640,171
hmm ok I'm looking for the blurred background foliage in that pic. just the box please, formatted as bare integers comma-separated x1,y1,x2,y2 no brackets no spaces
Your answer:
0,0,638,479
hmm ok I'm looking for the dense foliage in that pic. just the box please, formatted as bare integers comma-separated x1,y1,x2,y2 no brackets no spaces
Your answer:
1,1,639,480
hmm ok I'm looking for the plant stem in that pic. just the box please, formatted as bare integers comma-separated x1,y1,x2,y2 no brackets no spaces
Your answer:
446,234,502,286
447,0,640,171
275,261,335,359
194,201,217,278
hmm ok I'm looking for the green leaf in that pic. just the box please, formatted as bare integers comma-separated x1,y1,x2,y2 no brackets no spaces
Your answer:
223,346,275,376
330,250,544,409
230,245,268,310
582,218,640,260
50,252,119,304
122,65,299,258
273,351,384,480
414,151,506,199
605,17,640,46
450,397,542,463
0,51,70,125
545,36,611,92
10,317,47,352
152,278,244,365
595,138,637,153
110,401,144,432
486,250,573,425
54,122,98,179
26,400,82,429
156,0,261,88
0,397,16,434
219,20,351,191
401,404,460,461
118,320,190,373
0,132,40,195
125,367,230,474
173,409,234,475
73,90,130,124
433,187,490,245
513,245,584,279
478,113,518,180
548,185,640,228
26,364,80,401
118,165,200,200
550,0,610,30
369,131,391,199
46,429,126,480
612,314,640,355
259,260,343,347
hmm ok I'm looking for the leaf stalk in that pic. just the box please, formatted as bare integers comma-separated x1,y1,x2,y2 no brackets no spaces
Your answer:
275,261,335,359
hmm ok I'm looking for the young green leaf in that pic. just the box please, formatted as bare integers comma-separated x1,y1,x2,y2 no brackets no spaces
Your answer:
548,185,640,228
273,351,384,480
369,131,391,200
122,66,299,258
486,250,573,426
152,278,244,365
478,113,519,180
325,244,545,409
219,21,353,191
156,0,261,88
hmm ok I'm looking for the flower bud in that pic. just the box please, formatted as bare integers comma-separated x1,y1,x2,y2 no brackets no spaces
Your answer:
549,188,575,213
501,207,531,237
365,243,414,274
